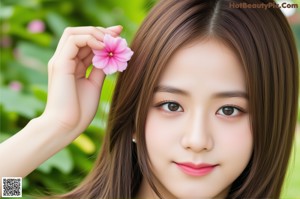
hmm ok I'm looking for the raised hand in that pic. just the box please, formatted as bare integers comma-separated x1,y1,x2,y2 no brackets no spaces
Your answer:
43,26,123,136
0,26,123,181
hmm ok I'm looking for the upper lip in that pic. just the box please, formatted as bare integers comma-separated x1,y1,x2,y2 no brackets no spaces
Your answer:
174,162,218,169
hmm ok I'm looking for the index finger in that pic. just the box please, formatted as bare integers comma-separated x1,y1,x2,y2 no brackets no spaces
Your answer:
97,25,123,37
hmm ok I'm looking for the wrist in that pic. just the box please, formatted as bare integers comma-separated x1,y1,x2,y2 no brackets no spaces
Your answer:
36,112,77,135
0,115,78,178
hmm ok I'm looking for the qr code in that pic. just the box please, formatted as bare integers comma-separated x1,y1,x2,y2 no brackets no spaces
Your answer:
2,177,22,198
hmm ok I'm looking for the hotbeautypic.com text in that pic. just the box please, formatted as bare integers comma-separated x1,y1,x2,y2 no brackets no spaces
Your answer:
229,2,298,9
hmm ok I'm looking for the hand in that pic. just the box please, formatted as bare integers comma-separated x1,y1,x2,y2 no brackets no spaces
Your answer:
42,26,122,135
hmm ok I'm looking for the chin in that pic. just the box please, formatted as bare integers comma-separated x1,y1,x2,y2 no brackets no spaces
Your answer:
171,190,217,199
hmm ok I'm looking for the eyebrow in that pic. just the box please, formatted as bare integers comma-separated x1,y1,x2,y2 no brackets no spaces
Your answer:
213,91,248,99
154,85,189,96
154,85,248,99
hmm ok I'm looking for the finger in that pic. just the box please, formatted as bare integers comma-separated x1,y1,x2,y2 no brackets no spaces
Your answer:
48,26,121,92
50,35,103,77
75,53,94,76
60,35,104,61
74,62,87,79
106,25,123,35
63,26,106,41
96,27,117,37
88,67,106,89
77,46,92,60
83,53,94,67
97,25,123,37
53,27,107,62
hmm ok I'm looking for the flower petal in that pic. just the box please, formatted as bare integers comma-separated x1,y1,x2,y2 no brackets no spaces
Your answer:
92,49,109,56
103,59,118,74
92,34,134,75
109,57,128,72
103,34,119,52
92,56,109,69
117,61,128,72
114,38,128,53
114,48,134,62
103,67,117,75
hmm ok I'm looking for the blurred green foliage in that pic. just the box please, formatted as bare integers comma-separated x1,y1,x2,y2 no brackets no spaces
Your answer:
0,0,299,198
282,133,300,199
0,0,154,197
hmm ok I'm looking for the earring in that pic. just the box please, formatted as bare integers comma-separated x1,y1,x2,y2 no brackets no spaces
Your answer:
132,138,136,143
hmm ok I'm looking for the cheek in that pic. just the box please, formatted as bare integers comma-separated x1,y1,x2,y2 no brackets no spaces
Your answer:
145,109,185,165
145,111,161,154
145,110,171,173
214,117,253,166
145,111,161,142
215,114,252,143
145,110,178,148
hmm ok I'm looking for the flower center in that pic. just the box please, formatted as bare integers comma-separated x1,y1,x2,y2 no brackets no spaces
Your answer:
108,52,114,57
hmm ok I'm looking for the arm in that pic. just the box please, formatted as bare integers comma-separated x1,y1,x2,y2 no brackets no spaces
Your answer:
0,26,123,191
0,116,75,178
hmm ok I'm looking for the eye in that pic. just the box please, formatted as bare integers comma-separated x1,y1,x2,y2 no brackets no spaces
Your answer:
159,102,183,112
216,106,243,117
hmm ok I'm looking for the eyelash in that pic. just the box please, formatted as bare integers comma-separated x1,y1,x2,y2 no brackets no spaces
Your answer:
155,100,184,112
155,101,246,116
216,104,246,117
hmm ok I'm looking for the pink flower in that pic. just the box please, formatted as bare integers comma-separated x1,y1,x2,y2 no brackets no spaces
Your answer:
92,34,134,75
9,81,23,92
27,20,45,33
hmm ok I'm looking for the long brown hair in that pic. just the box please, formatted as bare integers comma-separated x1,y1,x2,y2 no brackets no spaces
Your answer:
57,0,298,198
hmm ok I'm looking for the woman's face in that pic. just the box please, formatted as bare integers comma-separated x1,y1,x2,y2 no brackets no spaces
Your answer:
141,39,253,198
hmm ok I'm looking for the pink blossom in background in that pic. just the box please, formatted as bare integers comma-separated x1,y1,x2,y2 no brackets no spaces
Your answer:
9,81,23,92
0,36,12,48
92,34,134,75
27,20,45,33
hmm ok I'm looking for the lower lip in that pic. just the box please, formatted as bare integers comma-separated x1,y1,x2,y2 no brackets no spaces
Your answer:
175,163,217,176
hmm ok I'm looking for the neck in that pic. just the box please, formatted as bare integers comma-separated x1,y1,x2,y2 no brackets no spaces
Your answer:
136,178,160,199
136,178,176,199
136,177,230,199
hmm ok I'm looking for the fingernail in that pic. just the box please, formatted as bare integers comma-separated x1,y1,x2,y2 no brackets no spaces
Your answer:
108,25,123,30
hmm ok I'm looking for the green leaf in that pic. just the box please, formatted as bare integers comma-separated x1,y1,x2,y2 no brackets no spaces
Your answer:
87,117,106,134
37,148,73,174
9,24,52,46
0,6,13,19
0,132,11,143
72,134,96,154
100,74,116,103
69,144,94,172
31,84,48,102
46,12,69,36
22,178,29,190
17,41,53,65
115,0,147,24
0,87,44,118
7,61,48,85
1,0,39,7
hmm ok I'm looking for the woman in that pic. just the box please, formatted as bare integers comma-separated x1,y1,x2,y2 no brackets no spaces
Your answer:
0,0,298,198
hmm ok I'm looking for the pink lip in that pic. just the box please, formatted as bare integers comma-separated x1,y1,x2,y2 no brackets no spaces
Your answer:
175,162,218,176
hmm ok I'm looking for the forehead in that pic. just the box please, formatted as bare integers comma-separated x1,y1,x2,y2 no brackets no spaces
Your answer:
158,38,246,93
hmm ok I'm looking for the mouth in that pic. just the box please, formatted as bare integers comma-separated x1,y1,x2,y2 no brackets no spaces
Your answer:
174,162,219,176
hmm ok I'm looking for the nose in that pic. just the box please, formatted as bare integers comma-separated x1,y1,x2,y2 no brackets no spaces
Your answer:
180,111,214,153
